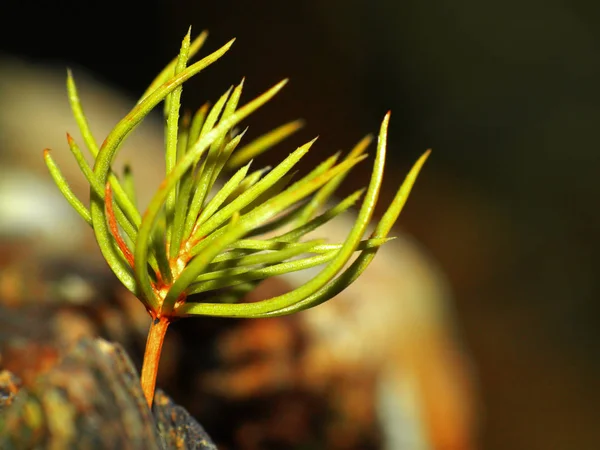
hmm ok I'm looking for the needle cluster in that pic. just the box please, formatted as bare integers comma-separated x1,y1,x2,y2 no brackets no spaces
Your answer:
44,28,429,406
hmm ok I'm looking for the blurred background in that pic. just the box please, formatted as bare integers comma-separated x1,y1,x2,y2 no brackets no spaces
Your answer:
1,1,599,449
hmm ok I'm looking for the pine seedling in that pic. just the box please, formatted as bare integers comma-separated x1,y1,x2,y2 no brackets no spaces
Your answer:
44,28,430,407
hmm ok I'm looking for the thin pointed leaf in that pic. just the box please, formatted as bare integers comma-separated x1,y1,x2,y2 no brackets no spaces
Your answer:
273,189,364,243
187,252,332,295
183,237,389,297
65,134,139,244
93,38,236,187
202,239,325,275
189,151,366,267
235,154,366,237
240,150,343,232
67,71,141,230
151,217,173,285
188,138,316,247
198,87,233,140
242,199,309,238
205,79,245,187
64,135,166,274
257,149,431,317
282,151,341,195
200,281,258,304
223,166,270,205
45,149,137,293
195,160,252,226
138,29,208,104
176,111,191,162
226,119,304,170
296,134,372,225
67,133,162,276
132,79,288,309
187,103,210,152
172,112,389,317
209,128,247,191
66,69,99,157
168,112,197,258
165,30,192,243
43,149,92,225
211,79,244,156
182,87,234,238
239,170,296,216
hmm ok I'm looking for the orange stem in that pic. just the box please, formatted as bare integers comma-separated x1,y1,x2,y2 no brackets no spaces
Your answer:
140,316,170,408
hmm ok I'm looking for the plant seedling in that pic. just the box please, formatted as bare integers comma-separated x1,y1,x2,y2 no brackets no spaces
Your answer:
44,28,430,408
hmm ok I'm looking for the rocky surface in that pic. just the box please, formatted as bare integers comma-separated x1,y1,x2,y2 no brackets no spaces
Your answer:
0,337,216,450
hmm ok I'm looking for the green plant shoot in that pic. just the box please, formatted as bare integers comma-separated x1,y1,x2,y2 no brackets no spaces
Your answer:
43,28,430,408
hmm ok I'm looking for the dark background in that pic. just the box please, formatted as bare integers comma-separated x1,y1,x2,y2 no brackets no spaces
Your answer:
2,1,599,449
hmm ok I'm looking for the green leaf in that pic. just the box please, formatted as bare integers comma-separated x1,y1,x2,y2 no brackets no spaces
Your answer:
204,239,325,273
187,103,210,152
222,166,271,205
43,149,92,226
138,29,208,104
183,86,235,236
66,69,99,157
295,134,372,225
195,160,252,227
188,138,316,247
67,71,142,233
274,189,364,243
165,29,192,244
182,237,390,300
174,112,389,317
64,134,139,243
226,119,304,170
257,149,431,317
133,79,288,309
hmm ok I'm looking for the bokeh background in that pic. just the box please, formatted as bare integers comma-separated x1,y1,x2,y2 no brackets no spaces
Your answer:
2,1,599,449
